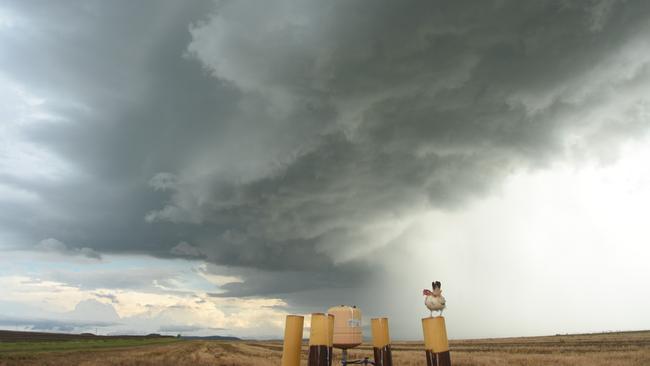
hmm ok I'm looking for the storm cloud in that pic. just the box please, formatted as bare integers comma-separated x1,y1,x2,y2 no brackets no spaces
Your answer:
2,0,650,337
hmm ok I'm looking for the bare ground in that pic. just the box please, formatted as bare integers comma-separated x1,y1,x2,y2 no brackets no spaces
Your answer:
1,330,649,365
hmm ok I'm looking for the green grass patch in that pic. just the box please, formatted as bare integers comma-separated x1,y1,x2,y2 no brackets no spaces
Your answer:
0,338,179,356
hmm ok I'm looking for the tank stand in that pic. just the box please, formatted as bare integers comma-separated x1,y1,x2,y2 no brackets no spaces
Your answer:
341,349,375,366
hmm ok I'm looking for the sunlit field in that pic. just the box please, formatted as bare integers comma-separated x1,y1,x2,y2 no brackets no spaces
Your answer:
1,330,649,366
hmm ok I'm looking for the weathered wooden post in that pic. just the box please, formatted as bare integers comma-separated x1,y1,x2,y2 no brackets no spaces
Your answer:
281,315,304,366
309,313,332,366
371,317,393,366
422,317,451,366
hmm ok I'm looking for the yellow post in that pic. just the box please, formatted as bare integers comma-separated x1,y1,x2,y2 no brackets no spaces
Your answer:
281,315,304,366
422,317,451,366
309,313,331,366
371,318,393,366
327,313,335,366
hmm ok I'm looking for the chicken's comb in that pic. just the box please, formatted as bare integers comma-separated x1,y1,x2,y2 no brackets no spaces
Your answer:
423,289,433,296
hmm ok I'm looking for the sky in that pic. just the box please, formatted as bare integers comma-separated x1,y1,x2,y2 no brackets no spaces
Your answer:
1,0,650,340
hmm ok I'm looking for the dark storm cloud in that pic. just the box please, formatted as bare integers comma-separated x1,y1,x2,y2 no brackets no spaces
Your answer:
159,0,650,291
3,0,650,301
0,0,221,249
204,260,372,298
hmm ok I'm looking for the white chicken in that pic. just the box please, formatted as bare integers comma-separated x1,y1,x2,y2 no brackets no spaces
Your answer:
423,281,446,317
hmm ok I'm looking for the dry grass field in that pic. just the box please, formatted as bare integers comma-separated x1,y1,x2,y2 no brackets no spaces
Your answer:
1,330,649,365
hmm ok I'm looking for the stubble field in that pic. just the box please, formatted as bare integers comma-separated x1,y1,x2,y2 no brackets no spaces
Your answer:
1,330,649,366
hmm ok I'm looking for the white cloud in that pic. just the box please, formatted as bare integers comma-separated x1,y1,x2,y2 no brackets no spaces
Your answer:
0,275,90,313
68,299,120,322
0,254,290,337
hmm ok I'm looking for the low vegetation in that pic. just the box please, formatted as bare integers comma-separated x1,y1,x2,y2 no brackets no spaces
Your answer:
0,338,178,354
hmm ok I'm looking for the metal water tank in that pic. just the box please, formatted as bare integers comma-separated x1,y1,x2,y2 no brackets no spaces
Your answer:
327,305,363,349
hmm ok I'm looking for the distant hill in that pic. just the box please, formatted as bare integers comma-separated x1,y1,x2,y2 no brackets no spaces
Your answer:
180,335,241,341
0,329,174,342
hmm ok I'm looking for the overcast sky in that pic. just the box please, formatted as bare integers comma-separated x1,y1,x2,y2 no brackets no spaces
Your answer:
1,0,650,339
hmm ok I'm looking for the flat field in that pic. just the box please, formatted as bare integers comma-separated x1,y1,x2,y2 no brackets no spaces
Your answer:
1,330,649,365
